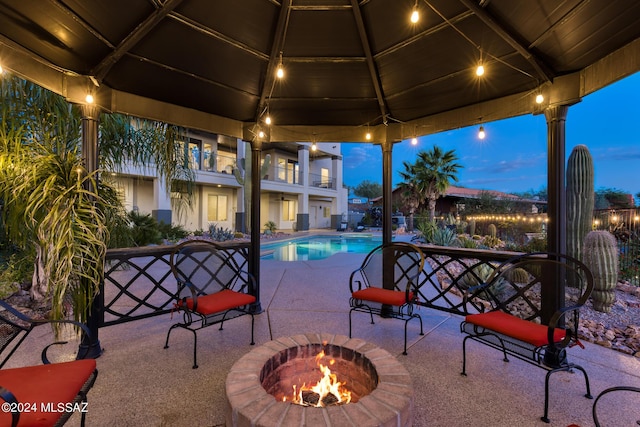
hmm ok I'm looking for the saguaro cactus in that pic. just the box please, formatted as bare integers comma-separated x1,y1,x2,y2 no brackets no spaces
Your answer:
582,230,618,313
567,145,594,263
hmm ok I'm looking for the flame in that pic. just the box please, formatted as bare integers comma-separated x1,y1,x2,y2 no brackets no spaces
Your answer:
286,350,352,407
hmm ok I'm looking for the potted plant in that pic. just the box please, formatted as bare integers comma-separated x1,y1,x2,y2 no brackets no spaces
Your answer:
264,221,277,235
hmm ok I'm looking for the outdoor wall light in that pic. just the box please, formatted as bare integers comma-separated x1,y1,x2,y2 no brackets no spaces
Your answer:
477,126,486,140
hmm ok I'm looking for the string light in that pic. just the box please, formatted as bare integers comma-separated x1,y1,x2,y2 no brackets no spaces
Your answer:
410,1,419,23
477,126,486,140
276,52,284,79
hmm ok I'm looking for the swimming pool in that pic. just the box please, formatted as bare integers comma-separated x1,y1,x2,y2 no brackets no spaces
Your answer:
261,234,382,261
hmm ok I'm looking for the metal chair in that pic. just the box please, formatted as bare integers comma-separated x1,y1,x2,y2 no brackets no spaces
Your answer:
348,242,425,355
592,386,640,427
165,240,256,368
0,300,98,427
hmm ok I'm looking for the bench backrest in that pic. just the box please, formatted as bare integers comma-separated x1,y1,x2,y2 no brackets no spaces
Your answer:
170,240,254,299
474,252,594,328
357,242,425,292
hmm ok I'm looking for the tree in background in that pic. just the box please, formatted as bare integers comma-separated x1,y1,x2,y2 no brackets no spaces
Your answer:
398,146,462,221
352,180,382,200
595,188,635,209
0,75,192,325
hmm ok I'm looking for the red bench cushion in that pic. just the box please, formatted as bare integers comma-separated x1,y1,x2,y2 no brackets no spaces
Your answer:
179,289,256,315
0,359,96,427
352,287,412,306
465,310,566,347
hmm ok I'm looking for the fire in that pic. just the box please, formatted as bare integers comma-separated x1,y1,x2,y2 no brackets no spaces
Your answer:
285,350,352,407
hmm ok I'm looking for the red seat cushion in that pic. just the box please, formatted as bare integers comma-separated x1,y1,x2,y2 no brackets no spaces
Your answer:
179,289,256,315
0,359,96,427
352,287,412,306
465,311,566,347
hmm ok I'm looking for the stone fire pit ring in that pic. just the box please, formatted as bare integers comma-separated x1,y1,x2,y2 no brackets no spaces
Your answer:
225,333,413,427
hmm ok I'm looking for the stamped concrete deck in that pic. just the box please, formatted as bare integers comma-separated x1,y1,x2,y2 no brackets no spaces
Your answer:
8,250,640,426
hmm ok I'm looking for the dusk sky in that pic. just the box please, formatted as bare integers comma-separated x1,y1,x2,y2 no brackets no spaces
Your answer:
342,72,640,198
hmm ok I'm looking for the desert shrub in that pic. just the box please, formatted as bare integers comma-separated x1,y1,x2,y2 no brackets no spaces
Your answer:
128,211,162,246
431,227,460,247
209,223,235,242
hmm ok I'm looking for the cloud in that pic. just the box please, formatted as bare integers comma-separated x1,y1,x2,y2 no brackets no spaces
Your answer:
343,145,379,169
590,145,640,161
467,153,546,174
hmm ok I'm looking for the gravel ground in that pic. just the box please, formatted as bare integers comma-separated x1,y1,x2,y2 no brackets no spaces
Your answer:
579,282,640,356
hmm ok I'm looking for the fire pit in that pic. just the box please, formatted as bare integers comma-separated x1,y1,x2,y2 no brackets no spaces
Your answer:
226,333,413,427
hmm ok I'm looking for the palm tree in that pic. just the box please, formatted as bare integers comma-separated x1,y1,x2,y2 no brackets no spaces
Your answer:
0,75,192,325
398,146,462,222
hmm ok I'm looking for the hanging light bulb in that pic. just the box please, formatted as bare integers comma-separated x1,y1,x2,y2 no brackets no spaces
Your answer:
411,137,418,146
265,114,272,125
276,53,284,79
0,65,3,74
258,130,265,139
478,126,486,140
365,132,371,140
410,2,419,23
535,93,544,104
85,93,94,104
476,63,485,76
311,142,317,151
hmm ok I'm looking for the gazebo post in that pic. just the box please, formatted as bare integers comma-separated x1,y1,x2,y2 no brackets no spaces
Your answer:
543,104,569,366
249,137,263,313
79,102,104,359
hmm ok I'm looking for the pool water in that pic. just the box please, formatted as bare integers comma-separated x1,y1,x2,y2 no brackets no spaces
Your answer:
261,234,382,261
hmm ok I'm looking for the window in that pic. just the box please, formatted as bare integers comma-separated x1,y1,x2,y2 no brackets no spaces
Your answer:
283,200,296,221
277,158,286,181
203,143,214,171
207,195,228,221
277,158,298,183
321,167,330,187
178,138,202,170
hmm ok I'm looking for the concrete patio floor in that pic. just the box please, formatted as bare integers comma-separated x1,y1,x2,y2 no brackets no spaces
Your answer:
10,251,640,426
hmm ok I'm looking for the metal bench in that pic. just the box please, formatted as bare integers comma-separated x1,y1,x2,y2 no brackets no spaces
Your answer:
460,252,594,423
348,242,425,355
165,240,257,368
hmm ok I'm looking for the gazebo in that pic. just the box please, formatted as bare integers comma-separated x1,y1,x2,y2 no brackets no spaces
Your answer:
1,0,639,352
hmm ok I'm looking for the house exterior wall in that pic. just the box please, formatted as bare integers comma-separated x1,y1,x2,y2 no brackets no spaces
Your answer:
109,133,346,233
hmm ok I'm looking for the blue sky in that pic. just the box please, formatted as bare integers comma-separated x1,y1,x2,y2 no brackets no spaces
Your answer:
342,72,640,197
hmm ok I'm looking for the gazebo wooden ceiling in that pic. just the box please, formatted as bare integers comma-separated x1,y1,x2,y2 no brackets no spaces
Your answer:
0,0,638,143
